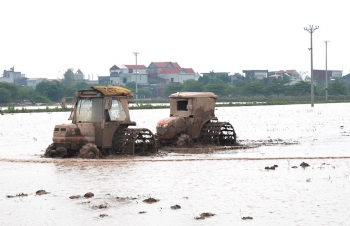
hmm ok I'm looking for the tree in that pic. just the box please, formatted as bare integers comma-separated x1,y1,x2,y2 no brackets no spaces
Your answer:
63,69,74,86
162,83,184,97
204,83,229,96
198,75,210,85
182,79,203,92
287,81,310,96
36,81,65,102
0,88,11,103
243,82,265,96
218,74,231,84
0,82,20,102
329,79,348,95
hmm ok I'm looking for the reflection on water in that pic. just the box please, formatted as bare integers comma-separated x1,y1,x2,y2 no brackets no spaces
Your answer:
1,103,350,225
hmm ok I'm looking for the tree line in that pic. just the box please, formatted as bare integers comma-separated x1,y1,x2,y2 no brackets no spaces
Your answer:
0,70,349,105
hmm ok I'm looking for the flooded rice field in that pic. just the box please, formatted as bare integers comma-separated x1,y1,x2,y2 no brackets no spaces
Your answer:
1,103,350,225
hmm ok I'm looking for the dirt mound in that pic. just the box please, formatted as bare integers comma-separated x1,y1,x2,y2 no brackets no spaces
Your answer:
176,134,193,148
143,197,159,204
36,190,49,196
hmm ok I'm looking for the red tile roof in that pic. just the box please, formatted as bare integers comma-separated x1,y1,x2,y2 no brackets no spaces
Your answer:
124,65,147,69
159,68,183,74
151,62,181,68
184,68,195,73
110,65,120,70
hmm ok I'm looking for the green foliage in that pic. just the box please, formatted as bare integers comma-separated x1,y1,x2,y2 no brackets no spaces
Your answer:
182,79,203,92
286,81,310,96
329,79,348,95
63,69,75,86
198,75,210,85
138,88,152,98
243,82,265,96
36,81,65,102
204,83,229,96
0,87,11,103
0,82,20,103
162,83,184,97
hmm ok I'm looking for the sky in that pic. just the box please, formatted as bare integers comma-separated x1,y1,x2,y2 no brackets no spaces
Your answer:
1,0,349,79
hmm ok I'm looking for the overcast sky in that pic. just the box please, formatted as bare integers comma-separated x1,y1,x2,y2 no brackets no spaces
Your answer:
1,0,349,79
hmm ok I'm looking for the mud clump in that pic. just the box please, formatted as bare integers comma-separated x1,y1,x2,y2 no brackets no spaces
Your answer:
265,164,278,170
242,216,253,220
92,203,108,209
36,190,49,196
84,192,94,198
138,211,146,214
7,193,28,198
69,195,81,199
176,134,193,148
143,197,159,204
195,212,215,220
171,204,181,210
99,214,108,218
300,162,310,168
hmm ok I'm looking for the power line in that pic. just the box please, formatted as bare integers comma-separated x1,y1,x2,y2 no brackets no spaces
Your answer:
304,25,319,107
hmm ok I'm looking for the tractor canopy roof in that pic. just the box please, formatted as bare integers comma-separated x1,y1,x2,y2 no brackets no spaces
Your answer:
169,92,218,99
89,86,132,96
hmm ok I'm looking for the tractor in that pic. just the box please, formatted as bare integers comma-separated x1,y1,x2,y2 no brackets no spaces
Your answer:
44,86,157,158
156,92,236,147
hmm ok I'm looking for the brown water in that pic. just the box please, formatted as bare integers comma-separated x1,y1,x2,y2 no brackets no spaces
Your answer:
1,103,350,225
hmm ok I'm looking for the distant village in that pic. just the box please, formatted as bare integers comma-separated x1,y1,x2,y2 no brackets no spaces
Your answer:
1,62,350,95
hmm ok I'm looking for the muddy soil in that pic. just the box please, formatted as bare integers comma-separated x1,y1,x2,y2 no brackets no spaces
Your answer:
159,138,298,154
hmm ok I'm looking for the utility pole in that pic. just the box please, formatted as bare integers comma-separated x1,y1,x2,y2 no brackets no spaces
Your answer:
133,51,140,102
325,40,329,101
304,25,319,107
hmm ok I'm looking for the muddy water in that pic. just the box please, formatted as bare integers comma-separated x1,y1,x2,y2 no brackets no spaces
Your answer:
1,103,350,225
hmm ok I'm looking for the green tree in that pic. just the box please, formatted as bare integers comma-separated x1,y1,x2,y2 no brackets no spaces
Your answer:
243,82,265,96
0,82,20,102
15,87,49,103
329,79,348,95
218,74,231,84
63,69,74,86
204,83,229,96
198,75,210,85
138,88,152,98
36,81,65,102
162,83,184,97
182,79,203,92
0,87,11,103
287,81,310,96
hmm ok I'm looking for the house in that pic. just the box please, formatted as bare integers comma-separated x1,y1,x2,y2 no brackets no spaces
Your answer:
148,62,181,78
342,73,350,84
267,70,301,83
242,70,268,80
158,67,197,84
109,64,148,86
27,78,47,88
74,69,85,81
0,67,26,86
147,61,198,84
313,69,342,86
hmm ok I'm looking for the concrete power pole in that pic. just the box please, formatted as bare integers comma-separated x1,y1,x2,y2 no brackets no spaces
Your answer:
304,25,319,107
325,40,330,101
133,51,140,102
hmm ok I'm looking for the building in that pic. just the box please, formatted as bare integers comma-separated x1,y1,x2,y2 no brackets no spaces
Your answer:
242,70,268,80
148,62,181,78
267,70,301,83
27,78,47,88
158,67,197,84
74,69,85,81
313,69,342,86
0,67,26,86
109,64,148,86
